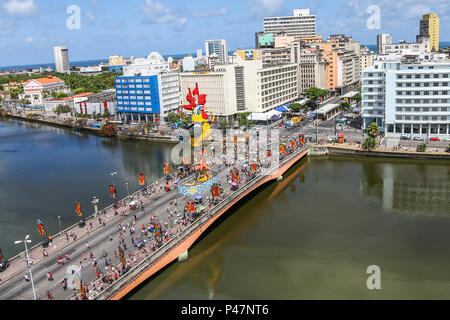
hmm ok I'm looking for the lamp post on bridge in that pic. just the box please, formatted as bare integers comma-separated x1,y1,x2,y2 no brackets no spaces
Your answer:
57,216,62,236
14,235,36,300
110,172,117,187
91,196,99,216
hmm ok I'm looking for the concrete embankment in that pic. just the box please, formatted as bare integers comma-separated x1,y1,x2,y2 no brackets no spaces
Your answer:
95,147,309,300
309,144,450,160
4,113,178,143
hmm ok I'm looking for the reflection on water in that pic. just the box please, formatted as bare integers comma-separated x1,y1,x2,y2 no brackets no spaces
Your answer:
1,117,450,299
129,156,450,300
0,118,173,258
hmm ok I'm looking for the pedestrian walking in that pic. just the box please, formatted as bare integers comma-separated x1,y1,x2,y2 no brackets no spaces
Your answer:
86,242,89,250
46,291,53,300
65,253,70,260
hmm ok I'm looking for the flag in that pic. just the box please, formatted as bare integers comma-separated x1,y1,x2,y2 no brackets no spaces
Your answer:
193,83,199,96
139,173,146,186
118,246,126,266
163,162,171,174
75,202,83,217
109,185,118,200
37,219,46,236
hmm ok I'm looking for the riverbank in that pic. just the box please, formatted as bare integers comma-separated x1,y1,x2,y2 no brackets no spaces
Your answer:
2,112,178,144
309,143,450,160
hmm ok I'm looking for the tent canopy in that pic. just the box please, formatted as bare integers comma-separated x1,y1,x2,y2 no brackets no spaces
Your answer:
275,105,289,112
247,110,282,121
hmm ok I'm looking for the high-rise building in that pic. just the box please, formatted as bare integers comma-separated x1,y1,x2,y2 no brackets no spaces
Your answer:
263,9,316,40
196,49,203,58
420,13,440,52
361,60,450,138
53,46,70,73
205,39,228,65
115,52,181,123
377,34,392,54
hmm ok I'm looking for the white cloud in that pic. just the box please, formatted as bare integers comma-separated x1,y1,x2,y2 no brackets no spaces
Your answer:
248,0,284,18
25,36,33,43
192,8,229,18
141,0,187,25
3,0,38,18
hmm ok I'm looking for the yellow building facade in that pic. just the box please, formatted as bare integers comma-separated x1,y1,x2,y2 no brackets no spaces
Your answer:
420,13,439,52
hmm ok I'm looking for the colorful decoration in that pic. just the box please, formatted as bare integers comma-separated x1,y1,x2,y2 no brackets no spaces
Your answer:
179,83,212,147
231,169,240,184
163,162,171,175
139,173,146,186
250,163,258,173
75,201,83,217
109,185,118,200
186,200,197,214
211,183,220,200
37,219,46,236
194,152,212,183
280,144,286,155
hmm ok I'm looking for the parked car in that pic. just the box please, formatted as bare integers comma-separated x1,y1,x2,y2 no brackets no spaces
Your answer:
401,134,411,140
413,136,424,141
430,137,440,142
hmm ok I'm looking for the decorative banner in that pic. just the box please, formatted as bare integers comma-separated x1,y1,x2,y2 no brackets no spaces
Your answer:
250,163,258,173
118,246,126,266
163,162,171,175
290,140,295,148
109,185,118,200
231,170,240,183
37,219,46,236
139,173,146,186
211,183,220,199
186,200,196,214
0,248,3,260
75,201,83,217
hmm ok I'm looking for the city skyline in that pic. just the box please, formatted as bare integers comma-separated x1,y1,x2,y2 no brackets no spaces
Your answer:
0,0,449,66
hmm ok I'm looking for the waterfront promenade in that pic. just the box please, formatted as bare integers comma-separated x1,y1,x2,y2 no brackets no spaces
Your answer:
0,128,308,300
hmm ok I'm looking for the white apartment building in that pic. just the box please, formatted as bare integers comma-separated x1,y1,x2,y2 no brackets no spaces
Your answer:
379,34,430,55
264,9,316,40
54,46,70,73
180,55,298,117
123,52,170,76
205,40,228,65
362,60,450,138
360,46,375,70
377,34,392,55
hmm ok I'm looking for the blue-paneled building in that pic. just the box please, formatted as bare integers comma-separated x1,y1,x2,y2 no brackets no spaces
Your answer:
115,75,161,122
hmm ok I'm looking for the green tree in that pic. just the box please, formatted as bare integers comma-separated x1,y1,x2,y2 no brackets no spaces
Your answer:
54,105,71,114
363,137,377,151
289,103,301,112
339,101,350,112
305,87,329,103
55,92,68,99
167,112,181,123
416,143,427,152
365,122,380,139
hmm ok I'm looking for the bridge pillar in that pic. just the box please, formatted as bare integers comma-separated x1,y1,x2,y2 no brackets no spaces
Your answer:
178,250,188,262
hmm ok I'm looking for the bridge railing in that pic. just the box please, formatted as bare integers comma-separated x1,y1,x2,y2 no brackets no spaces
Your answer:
94,146,308,300
2,172,178,281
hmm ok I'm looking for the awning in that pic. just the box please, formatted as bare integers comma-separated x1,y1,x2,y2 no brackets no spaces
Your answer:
275,106,289,112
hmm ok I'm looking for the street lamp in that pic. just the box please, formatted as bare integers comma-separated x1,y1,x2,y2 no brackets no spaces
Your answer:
14,235,37,300
91,196,99,216
57,216,62,236
125,183,130,199
110,172,117,187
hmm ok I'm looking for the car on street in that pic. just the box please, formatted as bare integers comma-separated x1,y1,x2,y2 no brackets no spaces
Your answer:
401,134,411,140
445,137,450,142
413,136,424,141
133,237,145,249
430,137,440,142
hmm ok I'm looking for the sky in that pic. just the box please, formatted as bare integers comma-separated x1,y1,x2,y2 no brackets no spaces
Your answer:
0,0,449,66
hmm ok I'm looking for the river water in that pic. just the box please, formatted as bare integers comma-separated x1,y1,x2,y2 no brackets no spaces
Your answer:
1,117,450,299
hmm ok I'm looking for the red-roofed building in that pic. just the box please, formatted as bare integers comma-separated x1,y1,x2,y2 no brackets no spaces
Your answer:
44,92,94,112
22,75,68,106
